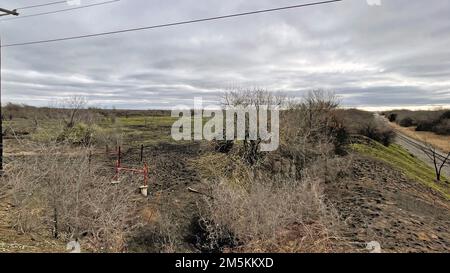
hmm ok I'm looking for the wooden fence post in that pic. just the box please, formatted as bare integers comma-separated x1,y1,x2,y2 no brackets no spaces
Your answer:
88,150,92,174
118,146,121,166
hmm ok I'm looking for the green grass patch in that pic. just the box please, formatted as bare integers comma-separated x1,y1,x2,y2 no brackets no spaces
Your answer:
352,141,450,199
116,116,177,127
98,116,178,146
6,114,213,148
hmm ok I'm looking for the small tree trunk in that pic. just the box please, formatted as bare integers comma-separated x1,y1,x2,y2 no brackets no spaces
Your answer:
53,207,59,239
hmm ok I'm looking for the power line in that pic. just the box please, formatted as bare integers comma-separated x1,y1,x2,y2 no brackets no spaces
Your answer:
2,0,343,48
16,1,68,10
2,0,121,21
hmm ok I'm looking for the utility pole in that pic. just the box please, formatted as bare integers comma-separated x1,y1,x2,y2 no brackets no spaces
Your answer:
0,7,19,175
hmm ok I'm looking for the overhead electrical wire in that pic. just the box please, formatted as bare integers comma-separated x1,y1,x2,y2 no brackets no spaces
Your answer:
2,0,121,21
2,0,343,48
16,1,68,10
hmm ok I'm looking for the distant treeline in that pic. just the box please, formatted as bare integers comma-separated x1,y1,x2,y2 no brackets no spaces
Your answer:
1,103,171,120
382,109,450,136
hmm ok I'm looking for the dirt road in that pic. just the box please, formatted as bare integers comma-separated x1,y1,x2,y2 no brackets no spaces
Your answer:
374,114,450,179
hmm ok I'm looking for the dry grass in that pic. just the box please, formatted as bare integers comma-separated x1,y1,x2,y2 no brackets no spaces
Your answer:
192,151,255,188
130,208,180,253
1,143,141,253
199,170,339,253
390,122,450,153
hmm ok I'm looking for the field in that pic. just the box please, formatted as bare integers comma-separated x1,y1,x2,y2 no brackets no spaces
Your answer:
1,97,449,253
388,122,450,153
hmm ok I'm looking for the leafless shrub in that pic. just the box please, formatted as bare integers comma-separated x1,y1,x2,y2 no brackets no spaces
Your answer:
2,143,140,252
199,172,338,253
146,211,180,253
194,90,353,252
281,90,342,170
50,96,87,129
358,122,395,146
420,141,450,182
222,88,286,109
129,203,181,253
221,89,287,165
333,109,395,146
93,126,124,148
333,108,374,134
83,179,140,252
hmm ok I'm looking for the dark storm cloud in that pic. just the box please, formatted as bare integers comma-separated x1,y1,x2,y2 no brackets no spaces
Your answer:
1,0,450,109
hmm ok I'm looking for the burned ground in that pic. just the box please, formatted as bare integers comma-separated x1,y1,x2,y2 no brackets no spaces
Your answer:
120,142,208,252
326,155,450,252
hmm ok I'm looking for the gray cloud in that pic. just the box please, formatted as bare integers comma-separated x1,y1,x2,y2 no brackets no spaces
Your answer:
1,0,450,109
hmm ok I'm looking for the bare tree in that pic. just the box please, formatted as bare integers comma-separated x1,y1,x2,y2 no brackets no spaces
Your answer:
57,96,87,128
222,88,286,109
282,90,340,152
221,89,286,164
421,142,450,182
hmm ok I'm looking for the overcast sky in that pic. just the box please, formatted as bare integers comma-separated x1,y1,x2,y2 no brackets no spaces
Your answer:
1,0,450,109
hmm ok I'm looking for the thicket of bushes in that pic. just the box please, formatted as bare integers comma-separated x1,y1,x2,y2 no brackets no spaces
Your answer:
334,108,395,146
399,117,414,127
358,124,395,146
29,123,122,147
199,174,338,252
2,102,170,121
1,144,140,252
190,90,361,253
383,109,450,135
